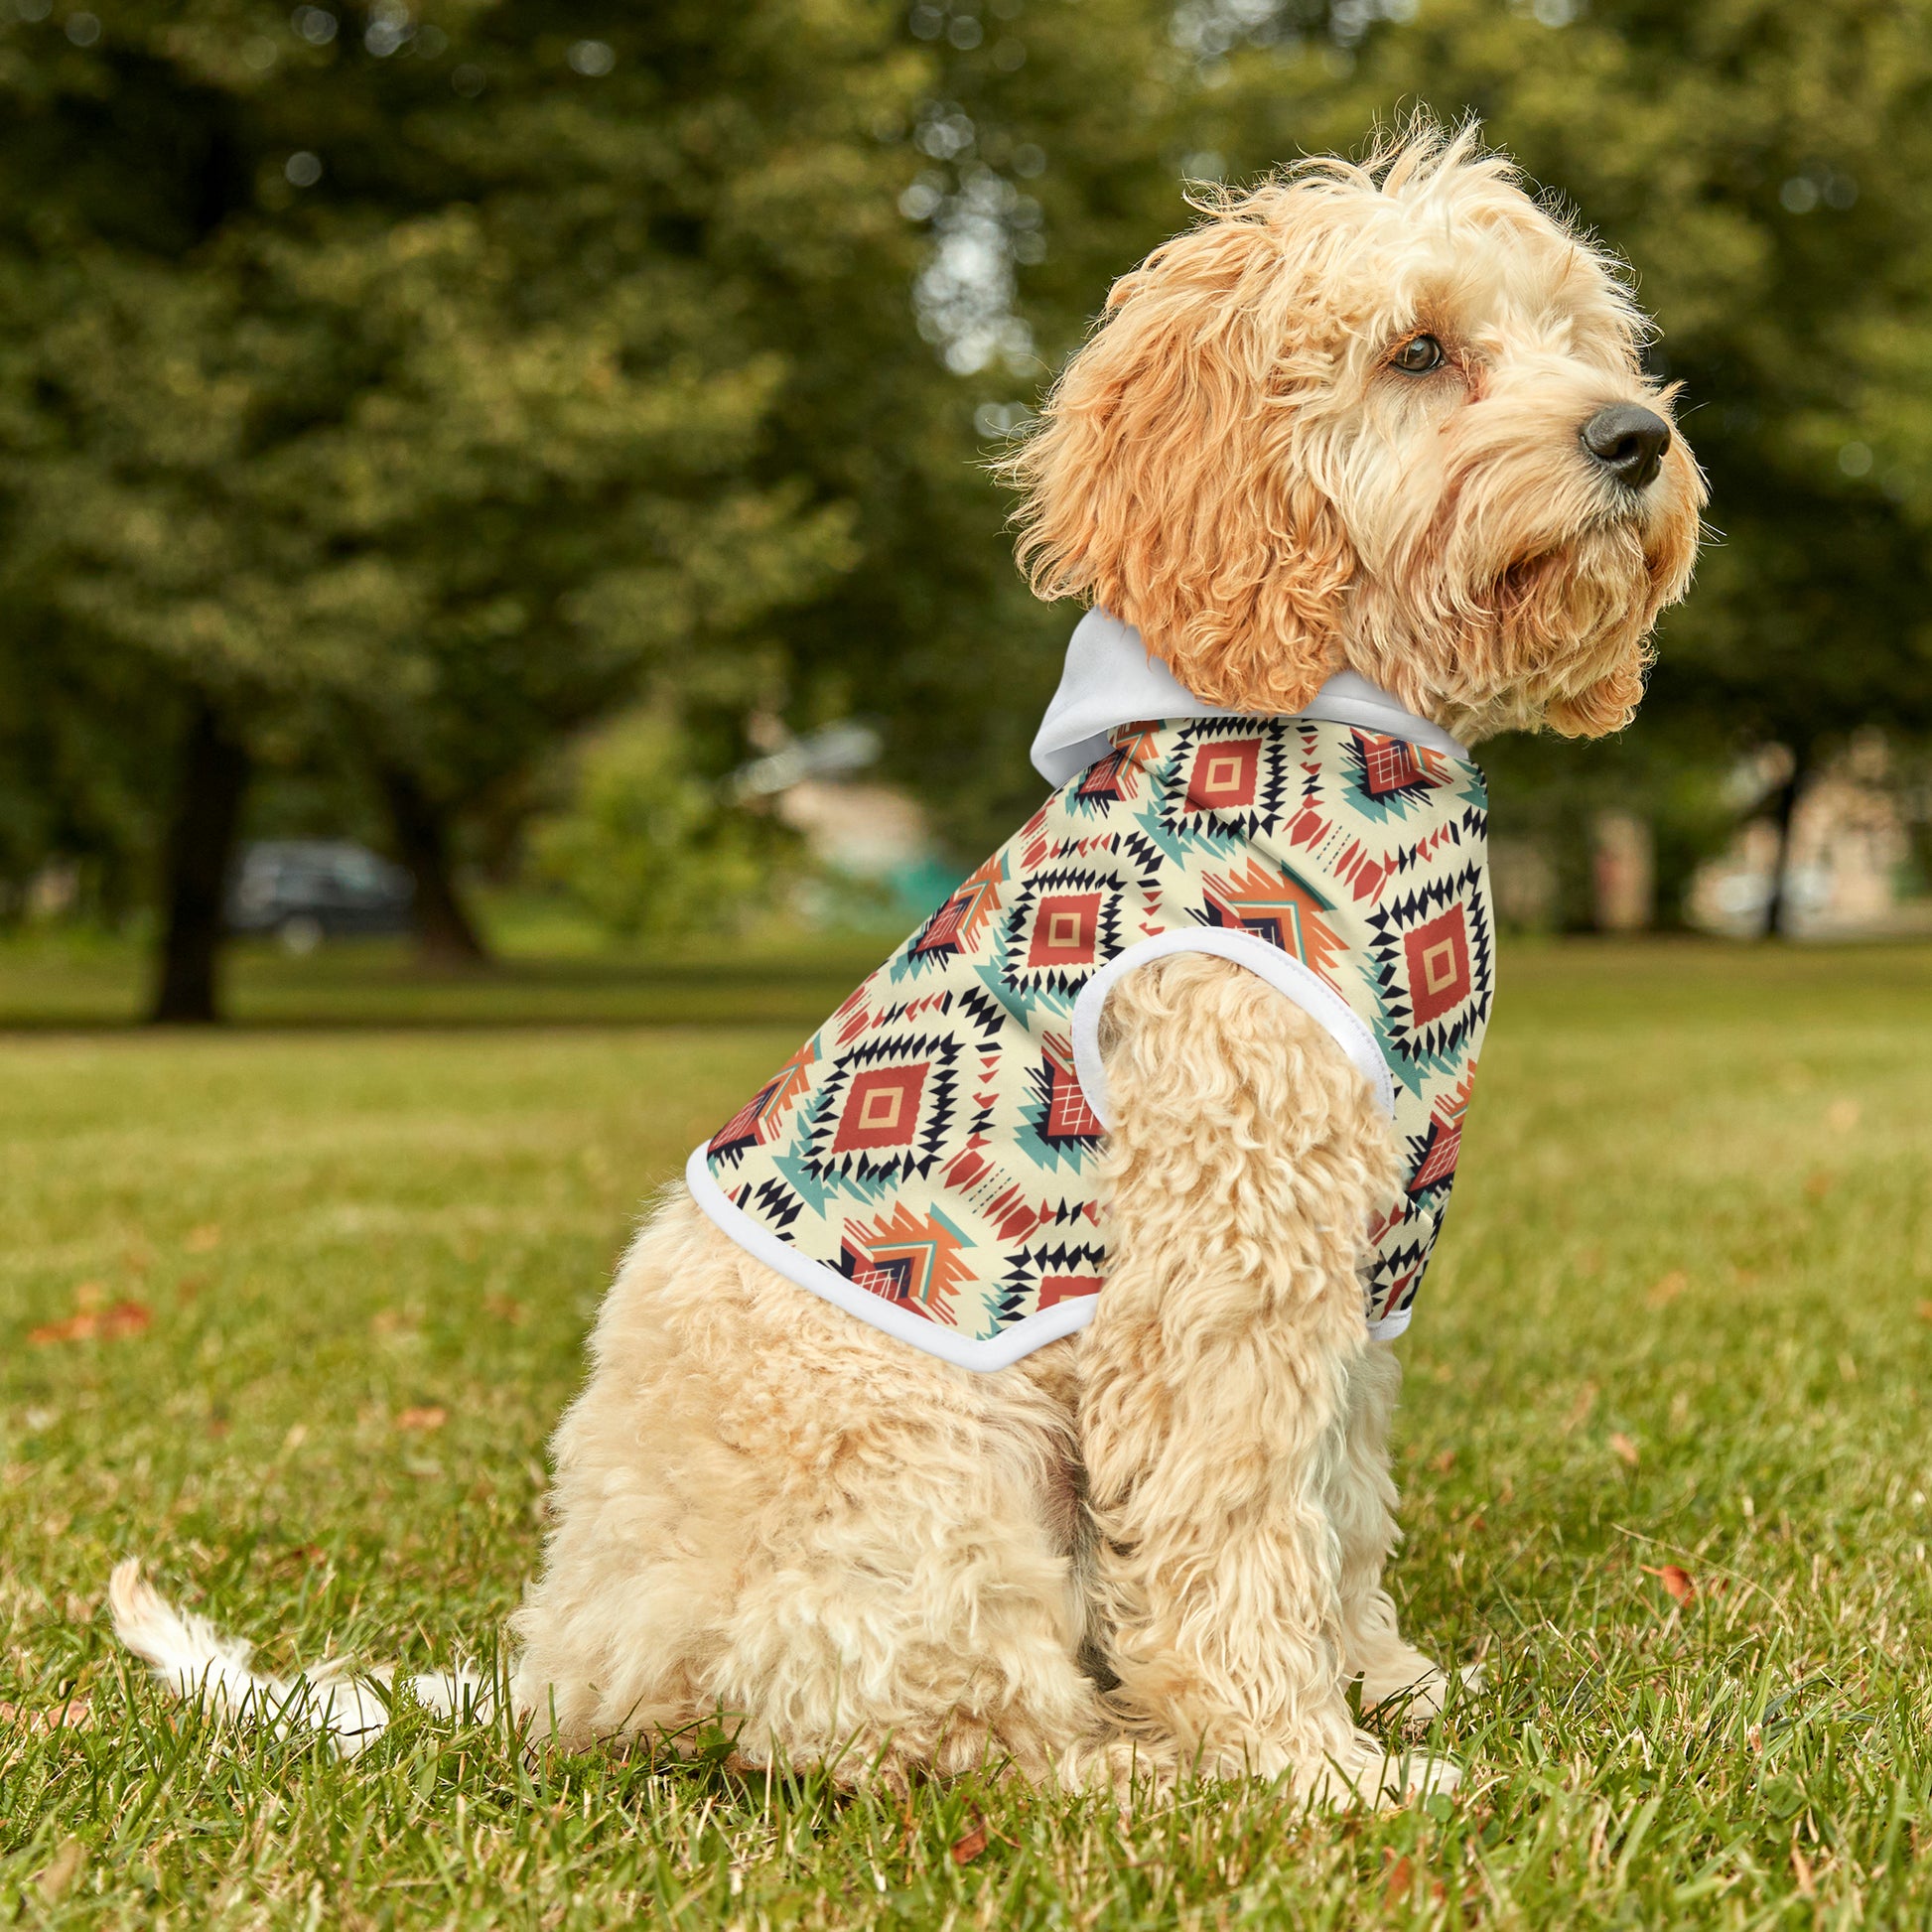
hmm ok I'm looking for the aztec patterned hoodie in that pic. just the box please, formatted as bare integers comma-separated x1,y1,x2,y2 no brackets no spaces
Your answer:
686,612,1495,1372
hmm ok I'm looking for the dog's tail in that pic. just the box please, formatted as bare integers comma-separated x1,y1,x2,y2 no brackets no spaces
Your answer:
108,1559,490,1757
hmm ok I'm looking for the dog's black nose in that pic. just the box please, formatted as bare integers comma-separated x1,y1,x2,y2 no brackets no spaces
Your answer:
1581,404,1672,489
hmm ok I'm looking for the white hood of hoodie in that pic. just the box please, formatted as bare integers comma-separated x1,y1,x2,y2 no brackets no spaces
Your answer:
1030,609,1468,787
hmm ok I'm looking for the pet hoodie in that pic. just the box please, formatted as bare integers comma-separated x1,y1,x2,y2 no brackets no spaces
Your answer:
687,610,1495,1372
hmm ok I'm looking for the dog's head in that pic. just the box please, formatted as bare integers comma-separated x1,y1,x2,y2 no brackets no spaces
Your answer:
1006,122,1705,742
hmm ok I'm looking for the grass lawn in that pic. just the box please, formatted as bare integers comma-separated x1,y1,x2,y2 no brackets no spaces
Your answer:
0,918,900,1033
3,937,1931,1927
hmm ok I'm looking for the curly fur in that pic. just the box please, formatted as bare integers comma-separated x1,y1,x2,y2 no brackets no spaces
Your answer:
113,119,1699,1810
1002,121,1703,742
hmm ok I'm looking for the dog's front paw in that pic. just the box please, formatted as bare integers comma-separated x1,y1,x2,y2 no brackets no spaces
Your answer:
1360,1655,1482,1728
1299,1732,1460,1810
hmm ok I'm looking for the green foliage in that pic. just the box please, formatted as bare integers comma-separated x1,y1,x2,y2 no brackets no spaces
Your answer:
530,711,792,941
0,0,933,887
0,617,175,919
865,0,1932,869
719,0,1192,858
4,941,1932,1922
1480,727,1744,929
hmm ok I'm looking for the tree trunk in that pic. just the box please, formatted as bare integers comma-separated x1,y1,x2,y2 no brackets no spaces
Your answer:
378,764,490,969
1760,742,1812,940
149,699,250,1025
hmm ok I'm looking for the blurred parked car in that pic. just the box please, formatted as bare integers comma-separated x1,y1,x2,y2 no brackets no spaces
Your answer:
226,841,414,952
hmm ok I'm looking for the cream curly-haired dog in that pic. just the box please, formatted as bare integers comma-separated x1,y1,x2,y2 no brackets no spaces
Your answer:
113,124,1701,1805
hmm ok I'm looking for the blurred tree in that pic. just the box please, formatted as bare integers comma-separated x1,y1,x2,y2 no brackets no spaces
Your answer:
870,0,1932,908
530,708,791,941
0,616,168,927
0,0,923,1013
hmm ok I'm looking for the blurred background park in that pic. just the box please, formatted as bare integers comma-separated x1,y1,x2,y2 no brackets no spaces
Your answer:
4,0,1932,1025
9,10,1932,1920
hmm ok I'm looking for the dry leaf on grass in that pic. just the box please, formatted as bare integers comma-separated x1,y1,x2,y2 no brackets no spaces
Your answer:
29,1302,151,1345
1646,1270,1689,1308
0,1697,93,1735
395,1406,447,1433
1431,1449,1456,1474
483,1295,528,1326
1382,1852,1448,1906
1642,1563,1696,1605
1917,1301,1932,1324
1609,1432,1641,1467
950,1816,988,1865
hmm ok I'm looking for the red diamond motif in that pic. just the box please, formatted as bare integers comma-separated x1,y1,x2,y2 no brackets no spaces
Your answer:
1404,906,1470,1026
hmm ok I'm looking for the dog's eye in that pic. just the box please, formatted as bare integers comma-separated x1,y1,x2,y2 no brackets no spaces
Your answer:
1391,334,1445,375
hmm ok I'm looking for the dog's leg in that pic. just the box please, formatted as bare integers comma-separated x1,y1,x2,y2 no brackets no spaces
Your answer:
1075,953,1456,1805
1329,1341,1459,1724
699,1329,1109,1793
511,1195,1107,1790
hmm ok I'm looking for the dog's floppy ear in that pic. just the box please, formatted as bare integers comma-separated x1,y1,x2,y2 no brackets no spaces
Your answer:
1004,197,1354,715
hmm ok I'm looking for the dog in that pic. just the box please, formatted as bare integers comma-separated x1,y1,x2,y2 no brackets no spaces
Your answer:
113,121,1702,1807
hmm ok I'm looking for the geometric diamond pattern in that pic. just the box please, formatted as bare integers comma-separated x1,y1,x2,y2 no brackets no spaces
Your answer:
799,1030,959,1185
699,711,1492,1351
1366,864,1494,1085
999,864,1129,996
